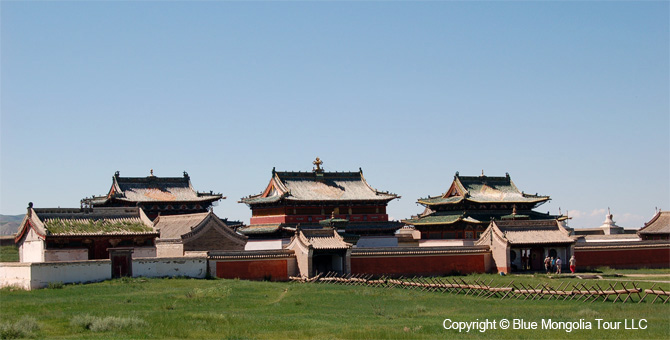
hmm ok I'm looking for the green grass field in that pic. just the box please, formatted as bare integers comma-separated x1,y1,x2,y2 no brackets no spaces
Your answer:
1,274,669,339
0,246,18,262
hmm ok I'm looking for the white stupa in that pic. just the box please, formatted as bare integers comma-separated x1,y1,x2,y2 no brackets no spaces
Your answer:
599,208,624,235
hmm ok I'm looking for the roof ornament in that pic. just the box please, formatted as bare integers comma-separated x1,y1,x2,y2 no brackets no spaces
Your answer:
183,171,189,178
114,171,120,177
481,169,484,177
150,169,155,177
312,157,323,173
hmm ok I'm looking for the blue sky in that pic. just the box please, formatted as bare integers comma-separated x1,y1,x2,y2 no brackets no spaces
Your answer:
1,1,668,229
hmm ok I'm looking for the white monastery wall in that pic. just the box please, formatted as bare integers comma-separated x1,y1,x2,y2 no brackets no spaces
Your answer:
0,263,33,290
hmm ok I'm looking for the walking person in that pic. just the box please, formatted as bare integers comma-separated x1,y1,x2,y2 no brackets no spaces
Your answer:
555,257,562,274
544,256,551,274
569,255,576,274
550,257,556,273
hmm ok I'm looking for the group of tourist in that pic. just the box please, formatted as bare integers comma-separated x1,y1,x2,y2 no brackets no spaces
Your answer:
544,255,577,274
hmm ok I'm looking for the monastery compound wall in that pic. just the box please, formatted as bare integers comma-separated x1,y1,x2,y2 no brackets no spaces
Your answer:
2,241,669,289
0,257,207,290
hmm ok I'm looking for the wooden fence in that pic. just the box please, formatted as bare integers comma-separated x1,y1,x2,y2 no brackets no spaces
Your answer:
290,272,670,304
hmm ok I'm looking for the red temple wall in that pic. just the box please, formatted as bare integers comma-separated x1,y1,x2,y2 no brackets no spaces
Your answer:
351,253,489,276
215,259,289,281
574,246,670,269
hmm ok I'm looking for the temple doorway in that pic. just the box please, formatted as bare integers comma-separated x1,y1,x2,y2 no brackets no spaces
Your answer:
530,247,544,271
313,253,344,275
110,248,133,278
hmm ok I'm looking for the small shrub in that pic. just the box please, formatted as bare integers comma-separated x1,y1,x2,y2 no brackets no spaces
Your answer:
70,314,97,330
71,315,146,332
1,316,39,339
47,281,64,289
89,316,146,332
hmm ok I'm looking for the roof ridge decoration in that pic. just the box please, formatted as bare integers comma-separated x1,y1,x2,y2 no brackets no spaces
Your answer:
419,172,549,206
241,163,399,205
83,171,223,206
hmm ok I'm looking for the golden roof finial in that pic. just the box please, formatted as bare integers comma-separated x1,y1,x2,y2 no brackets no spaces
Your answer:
313,157,323,172
512,204,517,215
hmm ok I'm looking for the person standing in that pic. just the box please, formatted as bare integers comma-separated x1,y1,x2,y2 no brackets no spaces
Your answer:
544,256,551,274
555,257,562,274
569,255,576,274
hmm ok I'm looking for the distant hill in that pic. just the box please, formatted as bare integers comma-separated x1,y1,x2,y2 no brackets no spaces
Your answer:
0,214,24,236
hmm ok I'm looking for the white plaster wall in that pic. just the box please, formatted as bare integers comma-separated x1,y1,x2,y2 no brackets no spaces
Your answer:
44,249,88,262
245,239,283,250
156,242,184,257
133,246,157,258
0,263,32,290
133,257,207,279
20,229,44,263
30,261,111,289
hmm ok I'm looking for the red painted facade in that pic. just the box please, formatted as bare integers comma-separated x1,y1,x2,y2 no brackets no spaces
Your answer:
351,253,488,276
574,246,670,269
215,259,289,281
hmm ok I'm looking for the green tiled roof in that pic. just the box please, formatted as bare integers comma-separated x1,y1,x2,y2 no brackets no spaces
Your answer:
237,224,283,235
45,218,153,235
403,212,464,225
404,210,558,226
418,173,550,206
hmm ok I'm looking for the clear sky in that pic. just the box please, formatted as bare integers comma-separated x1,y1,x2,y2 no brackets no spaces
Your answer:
1,1,668,229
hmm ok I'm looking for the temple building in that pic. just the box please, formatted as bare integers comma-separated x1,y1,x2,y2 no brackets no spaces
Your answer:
81,171,223,220
14,203,158,262
238,158,402,241
154,211,247,257
476,219,575,273
638,210,670,240
286,217,353,277
403,172,560,241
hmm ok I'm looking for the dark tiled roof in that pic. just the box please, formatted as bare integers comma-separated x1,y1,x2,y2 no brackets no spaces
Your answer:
638,211,670,235
418,173,550,206
403,210,556,226
241,169,398,204
83,171,222,205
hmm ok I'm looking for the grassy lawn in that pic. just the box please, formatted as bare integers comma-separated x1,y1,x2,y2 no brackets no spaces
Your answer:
1,275,669,339
0,245,18,262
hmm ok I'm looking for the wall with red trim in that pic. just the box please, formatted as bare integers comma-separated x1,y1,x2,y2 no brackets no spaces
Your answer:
574,246,670,269
351,253,490,276
215,259,289,281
